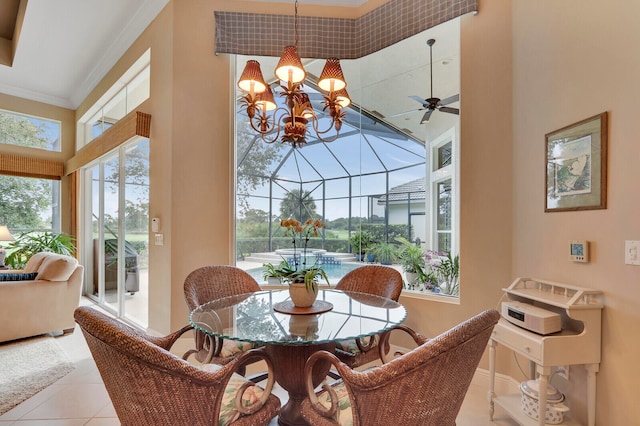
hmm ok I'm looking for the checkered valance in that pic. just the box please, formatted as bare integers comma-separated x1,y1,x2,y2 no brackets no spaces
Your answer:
215,0,477,59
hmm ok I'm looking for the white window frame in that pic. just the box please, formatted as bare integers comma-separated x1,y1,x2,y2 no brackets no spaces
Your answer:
429,127,459,256
76,49,150,150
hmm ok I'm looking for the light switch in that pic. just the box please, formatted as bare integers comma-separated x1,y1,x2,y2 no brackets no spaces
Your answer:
625,240,640,265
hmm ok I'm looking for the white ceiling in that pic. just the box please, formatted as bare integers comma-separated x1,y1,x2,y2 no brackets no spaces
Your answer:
0,0,169,109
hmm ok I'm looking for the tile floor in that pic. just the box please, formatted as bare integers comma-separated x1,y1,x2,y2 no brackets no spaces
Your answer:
0,300,518,426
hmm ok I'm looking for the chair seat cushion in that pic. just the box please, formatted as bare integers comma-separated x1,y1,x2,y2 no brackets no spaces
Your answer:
315,380,354,426
335,335,378,355
220,338,254,358
199,363,267,425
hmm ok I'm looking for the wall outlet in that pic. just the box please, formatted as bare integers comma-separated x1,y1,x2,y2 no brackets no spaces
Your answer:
625,240,640,265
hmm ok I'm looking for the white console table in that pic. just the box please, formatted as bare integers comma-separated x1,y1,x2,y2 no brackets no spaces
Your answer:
488,278,603,426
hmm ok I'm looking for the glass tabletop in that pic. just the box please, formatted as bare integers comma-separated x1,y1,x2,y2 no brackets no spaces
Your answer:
190,289,407,345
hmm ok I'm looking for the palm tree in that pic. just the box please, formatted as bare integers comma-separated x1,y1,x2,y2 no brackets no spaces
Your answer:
279,189,318,223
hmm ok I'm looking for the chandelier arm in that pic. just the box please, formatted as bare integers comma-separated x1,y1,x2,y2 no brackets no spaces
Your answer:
307,108,344,142
247,107,288,144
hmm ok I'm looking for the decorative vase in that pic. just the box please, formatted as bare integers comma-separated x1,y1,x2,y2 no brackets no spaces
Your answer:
289,282,318,307
267,276,281,286
405,271,419,286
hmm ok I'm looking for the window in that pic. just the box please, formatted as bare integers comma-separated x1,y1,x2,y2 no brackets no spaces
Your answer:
429,128,458,255
0,109,61,152
232,19,461,298
0,175,60,232
77,50,150,148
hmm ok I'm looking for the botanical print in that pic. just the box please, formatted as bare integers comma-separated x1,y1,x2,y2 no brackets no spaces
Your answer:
548,134,592,197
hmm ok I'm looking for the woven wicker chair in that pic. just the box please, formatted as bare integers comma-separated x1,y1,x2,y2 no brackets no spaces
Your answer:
334,265,403,368
301,309,500,426
74,306,280,426
183,265,261,365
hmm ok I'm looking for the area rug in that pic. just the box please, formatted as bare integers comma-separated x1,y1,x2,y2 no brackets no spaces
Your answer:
0,335,75,415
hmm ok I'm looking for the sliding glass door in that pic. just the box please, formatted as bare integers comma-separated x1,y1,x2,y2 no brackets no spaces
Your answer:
83,137,149,328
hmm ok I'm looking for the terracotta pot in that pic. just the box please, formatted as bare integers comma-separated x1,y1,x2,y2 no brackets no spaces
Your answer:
289,282,318,307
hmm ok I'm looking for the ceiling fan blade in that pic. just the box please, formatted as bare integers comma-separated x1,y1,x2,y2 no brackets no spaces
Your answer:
409,95,429,107
439,106,460,115
389,108,425,118
439,94,460,106
420,109,434,124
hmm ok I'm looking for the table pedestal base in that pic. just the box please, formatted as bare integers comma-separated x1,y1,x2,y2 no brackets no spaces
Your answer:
266,342,336,426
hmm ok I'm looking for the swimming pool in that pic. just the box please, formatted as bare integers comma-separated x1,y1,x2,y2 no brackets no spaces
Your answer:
245,262,364,285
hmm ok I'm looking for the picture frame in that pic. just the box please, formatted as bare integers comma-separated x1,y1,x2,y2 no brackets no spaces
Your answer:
545,112,608,212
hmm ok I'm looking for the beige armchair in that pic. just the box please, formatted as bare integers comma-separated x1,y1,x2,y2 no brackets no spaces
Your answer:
0,252,83,342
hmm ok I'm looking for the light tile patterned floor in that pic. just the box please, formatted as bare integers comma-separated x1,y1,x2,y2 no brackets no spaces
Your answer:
0,300,518,426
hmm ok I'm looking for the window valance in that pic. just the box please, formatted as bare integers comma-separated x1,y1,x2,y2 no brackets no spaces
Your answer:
215,0,477,59
0,154,64,180
66,110,150,175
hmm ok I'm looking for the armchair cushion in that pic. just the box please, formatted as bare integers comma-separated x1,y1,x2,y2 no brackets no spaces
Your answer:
315,381,354,426
334,336,376,355
220,339,254,358
199,363,268,425
0,272,39,281
23,252,49,273
37,253,78,281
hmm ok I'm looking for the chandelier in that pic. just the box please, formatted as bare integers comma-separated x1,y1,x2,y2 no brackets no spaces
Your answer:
236,0,351,148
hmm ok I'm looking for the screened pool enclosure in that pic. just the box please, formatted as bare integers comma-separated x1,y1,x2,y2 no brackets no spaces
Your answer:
234,21,459,271
235,82,427,260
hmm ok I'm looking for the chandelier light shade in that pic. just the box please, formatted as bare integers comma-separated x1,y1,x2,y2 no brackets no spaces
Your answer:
334,88,351,108
274,46,307,84
317,58,347,92
236,0,350,148
237,59,267,93
254,84,277,112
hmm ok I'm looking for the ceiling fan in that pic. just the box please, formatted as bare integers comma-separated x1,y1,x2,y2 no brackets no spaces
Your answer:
391,38,460,124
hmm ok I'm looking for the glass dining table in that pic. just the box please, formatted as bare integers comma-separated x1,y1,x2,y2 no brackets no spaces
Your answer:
190,288,407,426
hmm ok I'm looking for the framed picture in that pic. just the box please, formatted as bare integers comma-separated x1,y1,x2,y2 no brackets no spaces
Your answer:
545,112,608,212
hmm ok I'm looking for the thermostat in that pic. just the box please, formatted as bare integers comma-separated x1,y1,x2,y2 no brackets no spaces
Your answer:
570,240,589,263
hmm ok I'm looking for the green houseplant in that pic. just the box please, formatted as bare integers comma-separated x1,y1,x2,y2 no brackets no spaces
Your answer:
369,241,398,265
349,230,373,261
262,261,285,285
5,231,76,269
433,252,460,296
395,236,426,286
263,218,329,293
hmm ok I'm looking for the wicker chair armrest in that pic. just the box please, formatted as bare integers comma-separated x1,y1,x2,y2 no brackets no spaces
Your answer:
354,335,376,352
227,347,277,415
147,324,193,351
182,330,226,363
379,324,429,364
304,350,350,420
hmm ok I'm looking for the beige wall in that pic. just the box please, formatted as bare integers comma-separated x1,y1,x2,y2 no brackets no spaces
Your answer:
512,1,640,423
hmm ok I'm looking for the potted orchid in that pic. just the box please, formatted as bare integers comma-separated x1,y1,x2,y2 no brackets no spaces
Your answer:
265,218,329,306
